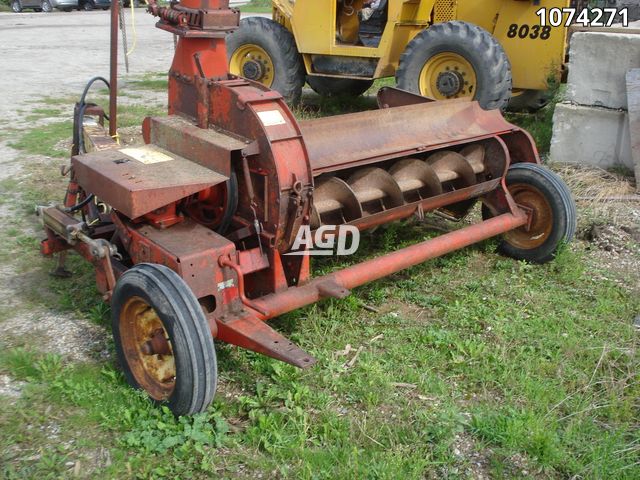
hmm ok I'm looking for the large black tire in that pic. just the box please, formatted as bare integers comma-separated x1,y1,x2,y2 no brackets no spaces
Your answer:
484,163,576,264
83,0,94,11
112,264,217,416
507,89,553,113
397,21,512,110
41,0,52,12
11,0,22,12
307,76,374,98
226,17,305,105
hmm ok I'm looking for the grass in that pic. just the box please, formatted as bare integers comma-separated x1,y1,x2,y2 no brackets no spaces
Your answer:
1,80,638,479
8,121,73,158
1,243,638,478
240,0,271,14
127,73,168,92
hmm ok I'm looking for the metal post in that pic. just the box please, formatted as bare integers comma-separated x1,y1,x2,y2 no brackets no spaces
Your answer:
109,0,119,138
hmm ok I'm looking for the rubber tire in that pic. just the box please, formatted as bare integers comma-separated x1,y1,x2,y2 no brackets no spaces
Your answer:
307,76,374,98
111,264,217,416
396,21,512,111
485,163,576,264
41,0,52,12
11,0,22,12
83,0,94,10
226,17,305,105
507,89,552,113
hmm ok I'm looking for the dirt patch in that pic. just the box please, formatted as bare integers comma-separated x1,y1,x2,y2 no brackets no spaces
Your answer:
578,204,640,293
2,310,108,364
0,374,26,401
449,432,493,480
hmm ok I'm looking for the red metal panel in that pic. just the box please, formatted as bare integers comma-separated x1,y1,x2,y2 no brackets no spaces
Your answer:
123,218,237,305
72,146,227,219
300,99,537,175
144,115,248,177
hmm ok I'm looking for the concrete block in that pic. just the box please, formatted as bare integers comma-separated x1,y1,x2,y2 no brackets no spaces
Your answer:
550,103,633,169
567,32,640,109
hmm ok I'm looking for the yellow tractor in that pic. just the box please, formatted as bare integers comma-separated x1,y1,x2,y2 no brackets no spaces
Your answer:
227,0,570,110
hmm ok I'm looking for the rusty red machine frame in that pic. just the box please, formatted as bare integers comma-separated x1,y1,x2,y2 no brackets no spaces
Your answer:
38,0,575,415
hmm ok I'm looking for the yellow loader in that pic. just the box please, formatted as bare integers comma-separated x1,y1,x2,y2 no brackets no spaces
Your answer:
227,0,570,110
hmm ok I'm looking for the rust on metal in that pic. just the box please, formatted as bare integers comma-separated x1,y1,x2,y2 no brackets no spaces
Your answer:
119,296,176,400
502,183,553,250
72,146,227,219
300,98,533,175
216,312,317,368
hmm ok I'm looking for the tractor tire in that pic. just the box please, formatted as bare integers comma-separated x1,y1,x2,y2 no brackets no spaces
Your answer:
111,263,217,416
396,21,512,111
41,0,52,12
227,17,305,105
11,0,22,12
484,163,576,264
307,76,374,98
507,89,553,113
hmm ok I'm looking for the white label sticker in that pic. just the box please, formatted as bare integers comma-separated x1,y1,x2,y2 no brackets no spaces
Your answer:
120,146,174,165
257,110,286,127
217,279,235,291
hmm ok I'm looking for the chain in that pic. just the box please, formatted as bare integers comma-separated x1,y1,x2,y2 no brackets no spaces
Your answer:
118,0,129,74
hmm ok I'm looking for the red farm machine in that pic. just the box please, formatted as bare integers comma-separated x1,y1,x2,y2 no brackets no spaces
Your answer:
38,0,576,415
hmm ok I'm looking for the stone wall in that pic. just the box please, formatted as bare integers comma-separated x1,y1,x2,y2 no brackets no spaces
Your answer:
549,28,640,169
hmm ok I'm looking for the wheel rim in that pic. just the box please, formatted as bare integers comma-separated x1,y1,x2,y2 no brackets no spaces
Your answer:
12,1,20,11
42,1,50,11
229,44,275,87
419,52,477,100
504,183,554,250
119,296,176,401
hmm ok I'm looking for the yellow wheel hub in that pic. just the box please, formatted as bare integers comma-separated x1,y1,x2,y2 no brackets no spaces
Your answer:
120,296,176,401
229,44,275,87
419,52,477,100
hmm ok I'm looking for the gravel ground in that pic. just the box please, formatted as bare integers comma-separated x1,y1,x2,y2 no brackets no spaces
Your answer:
0,9,267,124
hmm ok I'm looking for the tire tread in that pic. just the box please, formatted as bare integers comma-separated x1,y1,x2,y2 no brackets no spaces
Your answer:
397,21,512,110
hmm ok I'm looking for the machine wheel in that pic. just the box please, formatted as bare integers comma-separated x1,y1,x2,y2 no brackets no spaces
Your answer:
41,0,52,12
396,21,512,110
507,89,553,113
83,0,94,10
485,163,576,264
11,0,22,12
227,17,305,105
307,76,374,98
111,264,217,416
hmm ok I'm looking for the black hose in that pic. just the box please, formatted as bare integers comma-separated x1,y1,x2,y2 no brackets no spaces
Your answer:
65,193,95,213
75,76,111,155
79,76,110,107
67,76,110,213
